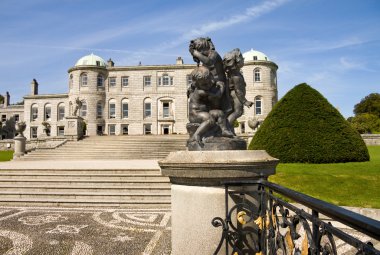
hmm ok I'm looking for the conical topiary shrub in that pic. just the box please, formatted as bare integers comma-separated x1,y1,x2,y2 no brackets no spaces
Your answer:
248,83,369,163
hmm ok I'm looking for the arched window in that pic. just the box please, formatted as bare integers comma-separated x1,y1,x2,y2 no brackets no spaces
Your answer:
80,101,87,117
109,99,116,119
80,73,88,87
97,74,104,87
58,103,65,121
255,96,262,115
96,101,103,119
254,68,261,82
271,70,277,87
31,104,38,121
144,98,152,118
122,99,129,119
69,74,73,89
44,104,52,121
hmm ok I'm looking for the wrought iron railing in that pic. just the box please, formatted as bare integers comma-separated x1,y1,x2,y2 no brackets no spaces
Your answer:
212,180,380,255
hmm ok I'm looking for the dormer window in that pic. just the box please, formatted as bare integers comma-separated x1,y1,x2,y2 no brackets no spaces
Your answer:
96,61,100,66
253,56,258,60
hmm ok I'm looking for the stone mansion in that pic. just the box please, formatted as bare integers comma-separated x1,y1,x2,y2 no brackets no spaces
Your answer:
0,49,278,139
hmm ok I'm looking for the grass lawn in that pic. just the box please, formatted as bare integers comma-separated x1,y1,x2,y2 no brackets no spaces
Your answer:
0,151,14,161
269,146,380,208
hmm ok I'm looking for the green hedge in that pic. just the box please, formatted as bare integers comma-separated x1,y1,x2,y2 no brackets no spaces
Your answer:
248,83,369,163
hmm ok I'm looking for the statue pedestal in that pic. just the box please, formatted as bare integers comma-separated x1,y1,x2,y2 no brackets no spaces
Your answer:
159,150,278,255
64,116,84,141
13,136,26,159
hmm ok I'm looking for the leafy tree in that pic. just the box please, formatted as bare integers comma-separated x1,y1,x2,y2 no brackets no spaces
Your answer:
348,113,380,134
0,94,4,104
354,93,380,117
249,83,369,163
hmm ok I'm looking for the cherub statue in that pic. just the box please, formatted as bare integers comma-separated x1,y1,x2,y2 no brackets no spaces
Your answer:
188,66,234,146
189,37,232,114
73,97,82,116
223,48,253,126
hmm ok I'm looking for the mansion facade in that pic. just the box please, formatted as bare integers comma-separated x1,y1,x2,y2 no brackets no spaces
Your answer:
0,50,278,139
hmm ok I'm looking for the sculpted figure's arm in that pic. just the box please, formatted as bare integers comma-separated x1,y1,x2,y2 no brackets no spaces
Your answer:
190,50,214,66
231,76,253,107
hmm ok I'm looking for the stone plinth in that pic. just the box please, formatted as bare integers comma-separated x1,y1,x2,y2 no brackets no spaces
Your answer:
64,116,84,141
13,136,26,159
159,150,279,255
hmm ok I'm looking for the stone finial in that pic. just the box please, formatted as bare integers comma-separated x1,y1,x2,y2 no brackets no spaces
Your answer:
107,58,114,67
31,79,38,95
4,91,10,106
176,57,184,65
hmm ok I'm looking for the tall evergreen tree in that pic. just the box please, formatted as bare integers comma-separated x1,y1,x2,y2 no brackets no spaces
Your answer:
249,83,369,163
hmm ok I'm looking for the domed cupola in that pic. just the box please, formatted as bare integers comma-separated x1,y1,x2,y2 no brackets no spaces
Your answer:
75,53,107,67
243,49,270,62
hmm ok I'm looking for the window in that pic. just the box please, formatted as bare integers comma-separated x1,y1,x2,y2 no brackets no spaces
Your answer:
122,100,128,119
271,70,277,87
253,56,258,61
144,102,151,118
254,69,261,82
163,102,170,118
58,126,65,136
109,77,116,87
97,74,104,87
158,74,173,86
144,124,152,135
143,76,151,87
31,127,37,138
80,73,88,86
44,104,52,121
1,114,6,122
31,104,38,121
58,103,65,121
109,99,116,119
122,124,129,135
69,74,73,89
121,76,129,87
14,114,19,122
109,124,116,135
80,101,87,117
255,96,262,115
97,102,103,119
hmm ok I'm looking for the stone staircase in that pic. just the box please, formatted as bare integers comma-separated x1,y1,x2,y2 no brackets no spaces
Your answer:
20,135,188,160
0,135,188,207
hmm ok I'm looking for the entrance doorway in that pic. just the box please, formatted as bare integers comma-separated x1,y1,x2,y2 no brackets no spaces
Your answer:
162,124,170,135
97,125,104,136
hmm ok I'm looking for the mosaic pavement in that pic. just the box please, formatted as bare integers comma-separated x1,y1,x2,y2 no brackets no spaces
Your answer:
0,207,171,255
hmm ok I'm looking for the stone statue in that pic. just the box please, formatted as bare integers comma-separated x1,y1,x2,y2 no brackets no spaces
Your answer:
188,66,234,146
223,48,253,127
73,97,82,116
186,38,246,151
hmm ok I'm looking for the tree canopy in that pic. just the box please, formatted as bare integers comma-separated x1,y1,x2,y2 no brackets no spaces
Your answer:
0,94,4,104
354,93,380,117
249,83,369,163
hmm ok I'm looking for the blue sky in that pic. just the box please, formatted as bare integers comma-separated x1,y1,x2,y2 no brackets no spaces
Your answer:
0,0,379,117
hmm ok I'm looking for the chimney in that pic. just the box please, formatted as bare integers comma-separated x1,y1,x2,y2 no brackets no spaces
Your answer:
31,79,38,95
176,57,184,65
4,91,10,106
107,58,114,67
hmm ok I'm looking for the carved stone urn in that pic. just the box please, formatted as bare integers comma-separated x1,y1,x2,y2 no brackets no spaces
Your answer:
15,121,26,137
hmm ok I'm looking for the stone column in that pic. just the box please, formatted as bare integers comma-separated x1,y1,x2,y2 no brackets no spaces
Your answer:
64,116,84,141
13,136,26,159
159,150,278,255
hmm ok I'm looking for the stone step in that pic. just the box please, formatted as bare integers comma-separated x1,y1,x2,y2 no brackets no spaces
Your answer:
0,191,170,201
0,186,170,193
0,175,168,181
0,180,169,187
0,169,160,175
0,198,171,207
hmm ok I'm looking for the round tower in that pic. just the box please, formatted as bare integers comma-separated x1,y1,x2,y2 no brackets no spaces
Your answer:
239,49,278,133
68,53,108,136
